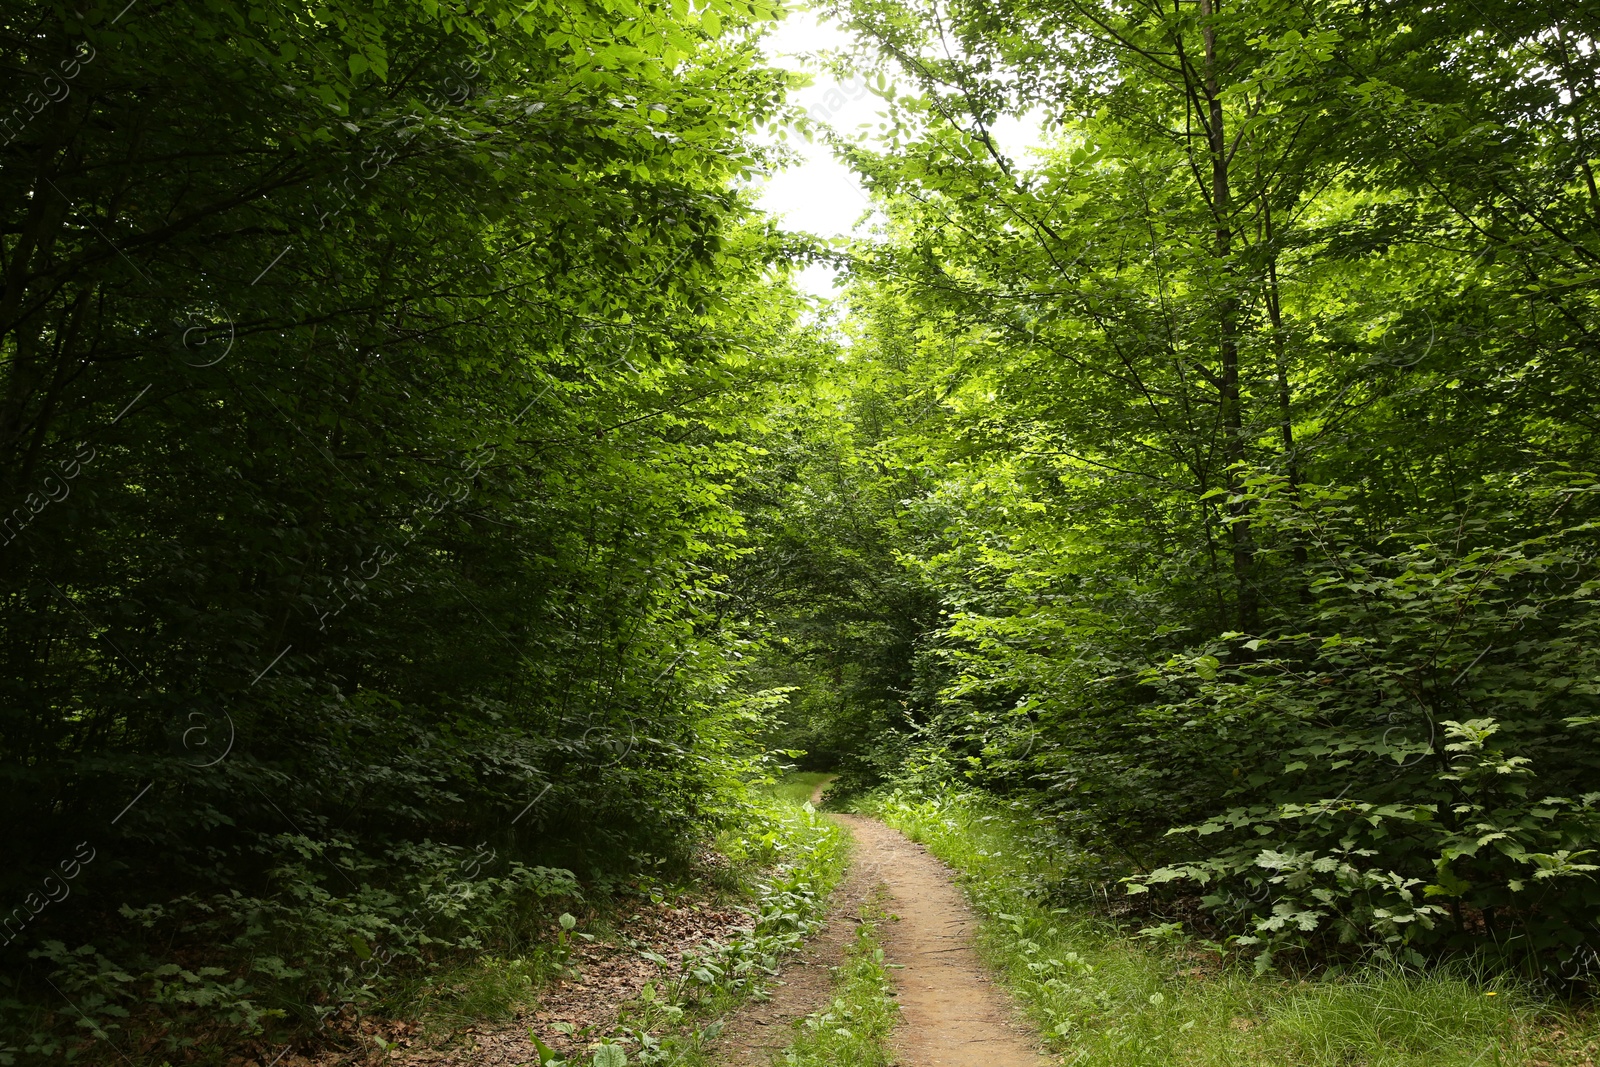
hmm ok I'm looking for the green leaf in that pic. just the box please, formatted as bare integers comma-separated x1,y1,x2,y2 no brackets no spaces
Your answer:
529,1032,563,1065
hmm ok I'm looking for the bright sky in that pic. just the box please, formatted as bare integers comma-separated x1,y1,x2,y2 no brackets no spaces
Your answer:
750,8,881,299
751,7,1047,300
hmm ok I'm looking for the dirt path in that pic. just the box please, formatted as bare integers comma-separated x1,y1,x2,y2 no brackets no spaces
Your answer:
708,781,878,1064
837,813,1049,1067
714,782,1048,1066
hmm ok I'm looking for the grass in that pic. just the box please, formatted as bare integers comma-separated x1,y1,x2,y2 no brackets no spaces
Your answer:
321,783,850,1067
403,950,563,1040
525,778,851,1067
776,888,899,1067
857,787,1600,1067
768,772,837,808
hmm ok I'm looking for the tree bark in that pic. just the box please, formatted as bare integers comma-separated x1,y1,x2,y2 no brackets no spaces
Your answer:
1198,0,1256,631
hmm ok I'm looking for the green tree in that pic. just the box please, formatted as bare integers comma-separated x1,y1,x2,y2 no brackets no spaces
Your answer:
745,0,1600,973
0,0,814,1048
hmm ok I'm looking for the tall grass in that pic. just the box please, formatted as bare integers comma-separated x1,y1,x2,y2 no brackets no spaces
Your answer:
860,788,1598,1067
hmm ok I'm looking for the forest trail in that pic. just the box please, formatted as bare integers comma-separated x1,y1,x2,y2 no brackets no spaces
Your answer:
710,777,875,1064
836,813,1049,1067
716,780,1047,1066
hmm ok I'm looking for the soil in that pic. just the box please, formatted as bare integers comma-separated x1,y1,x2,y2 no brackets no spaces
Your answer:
706,809,879,1064
279,780,1050,1067
835,814,1049,1067
285,889,765,1067
711,781,1049,1066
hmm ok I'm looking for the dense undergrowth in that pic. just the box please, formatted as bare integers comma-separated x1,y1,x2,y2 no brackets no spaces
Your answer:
1,784,843,1065
530,790,848,1067
851,786,1600,1066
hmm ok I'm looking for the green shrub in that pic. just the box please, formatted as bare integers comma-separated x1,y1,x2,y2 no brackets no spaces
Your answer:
866,786,1594,1066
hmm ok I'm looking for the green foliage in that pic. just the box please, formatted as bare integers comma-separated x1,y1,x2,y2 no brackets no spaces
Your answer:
769,772,836,808
1115,473,1600,972
0,0,818,1055
679,811,844,1003
536,792,848,1067
730,320,954,794
736,0,1600,982
8,839,581,1056
863,786,1596,1066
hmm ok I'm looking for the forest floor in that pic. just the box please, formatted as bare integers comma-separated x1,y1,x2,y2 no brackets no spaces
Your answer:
710,777,1047,1067
297,892,763,1066
707,778,870,1065
278,778,1600,1067
827,812,1047,1066
285,784,847,1067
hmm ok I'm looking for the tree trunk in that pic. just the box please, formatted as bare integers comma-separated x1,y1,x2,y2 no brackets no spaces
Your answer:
1198,0,1256,631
